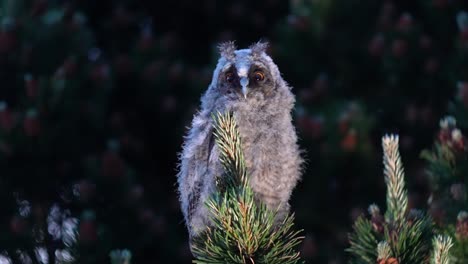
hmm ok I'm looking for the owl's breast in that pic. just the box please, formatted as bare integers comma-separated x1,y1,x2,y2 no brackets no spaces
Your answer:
234,111,288,179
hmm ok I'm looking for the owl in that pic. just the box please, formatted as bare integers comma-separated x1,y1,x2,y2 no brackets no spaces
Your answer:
177,41,303,238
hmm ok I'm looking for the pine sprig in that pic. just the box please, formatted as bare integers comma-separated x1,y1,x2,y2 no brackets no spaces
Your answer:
377,241,392,261
382,135,408,224
191,111,304,264
431,235,453,264
347,217,379,263
211,112,248,188
348,134,434,263
388,215,433,263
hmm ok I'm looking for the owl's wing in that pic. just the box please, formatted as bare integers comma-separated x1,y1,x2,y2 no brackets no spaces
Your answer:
177,112,215,228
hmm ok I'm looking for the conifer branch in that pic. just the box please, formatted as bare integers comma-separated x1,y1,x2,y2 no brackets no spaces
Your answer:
377,241,392,261
382,135,408,224
211,112,248,187
432,235,453,264
192,111,304,264
348,134,433,264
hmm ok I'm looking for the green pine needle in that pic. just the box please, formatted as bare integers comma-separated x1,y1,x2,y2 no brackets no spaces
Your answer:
431,235,453,264
191,111,304,264
348,135,435,264
386,215,433,263
382,134,408,224
347,216,379,263
377,241,392,261
211,111,248,188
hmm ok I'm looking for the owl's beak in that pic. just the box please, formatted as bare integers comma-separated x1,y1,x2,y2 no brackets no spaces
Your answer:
240,77,249,99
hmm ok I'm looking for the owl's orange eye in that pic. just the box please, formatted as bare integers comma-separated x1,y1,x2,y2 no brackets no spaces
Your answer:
225,72,235,83
253,71,265,82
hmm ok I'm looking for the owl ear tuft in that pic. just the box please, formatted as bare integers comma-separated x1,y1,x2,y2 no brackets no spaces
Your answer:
218,41,237,60
249,41,269,57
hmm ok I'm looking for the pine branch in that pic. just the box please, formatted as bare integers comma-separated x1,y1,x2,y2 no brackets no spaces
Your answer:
377,241,392,261
432,235,453,264
389,215,432,263
347,217,379,263
191,111,304,264
382,135,408,224
211,112,247,188
348,134,434,264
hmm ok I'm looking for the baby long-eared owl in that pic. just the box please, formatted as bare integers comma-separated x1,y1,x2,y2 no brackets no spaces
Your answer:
177,41,303,237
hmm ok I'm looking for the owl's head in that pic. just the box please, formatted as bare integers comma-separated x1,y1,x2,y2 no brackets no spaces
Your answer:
208,41,285,101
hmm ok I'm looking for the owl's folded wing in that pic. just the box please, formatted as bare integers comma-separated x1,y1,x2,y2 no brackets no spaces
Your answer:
177,113,215,228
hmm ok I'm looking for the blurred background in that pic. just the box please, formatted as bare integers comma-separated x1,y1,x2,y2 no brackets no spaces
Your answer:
1,0,468,263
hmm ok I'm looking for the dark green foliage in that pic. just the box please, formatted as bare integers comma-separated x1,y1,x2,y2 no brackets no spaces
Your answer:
348,208,434,264
421,108,468,262
451,236,468,264
389,216,433,263
348,217,379,264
